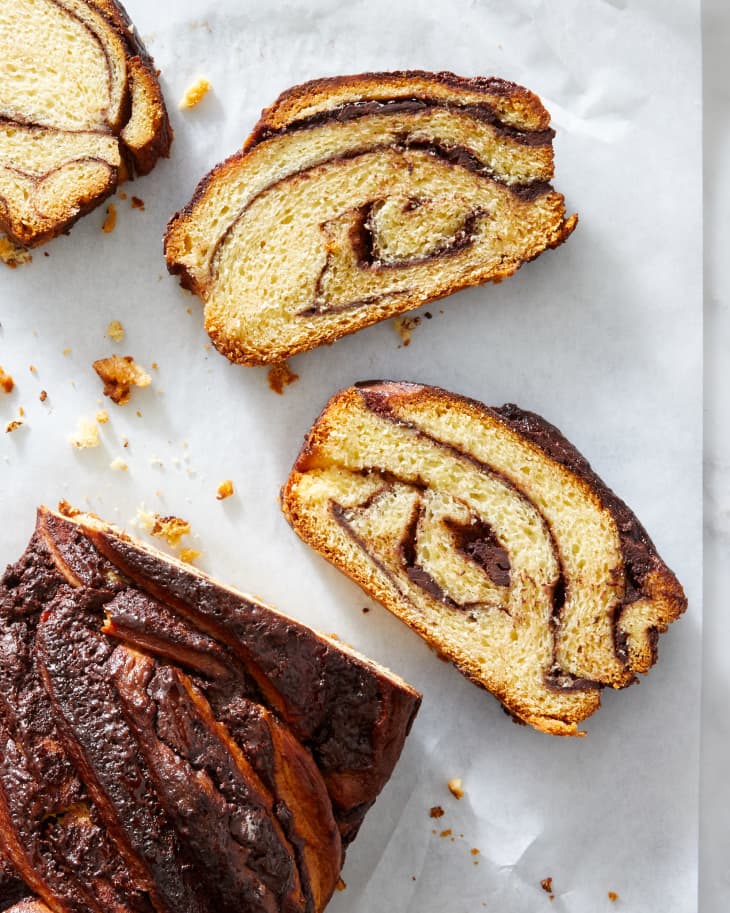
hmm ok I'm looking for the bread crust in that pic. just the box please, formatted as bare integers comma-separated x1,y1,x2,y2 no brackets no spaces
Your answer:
281,381,687,736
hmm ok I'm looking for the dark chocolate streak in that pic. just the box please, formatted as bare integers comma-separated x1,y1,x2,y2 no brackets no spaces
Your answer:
347,388,609,690
211,137,555,302
444,516,511,587
250,97,555,149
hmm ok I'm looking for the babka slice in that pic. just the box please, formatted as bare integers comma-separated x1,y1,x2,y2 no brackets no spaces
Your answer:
0,506,420,912
164,71,577,365
0,0,171,251
281,382,687,736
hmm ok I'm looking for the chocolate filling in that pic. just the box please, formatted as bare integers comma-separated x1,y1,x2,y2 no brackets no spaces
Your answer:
250,97,555,149
444,515,511,588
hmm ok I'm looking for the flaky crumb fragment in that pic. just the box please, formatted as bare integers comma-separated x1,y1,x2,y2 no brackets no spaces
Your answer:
447,778,464,800
608,892,619,902
393,315,421,346
102,203,117,233
93,355,151,404
429,806,444,818
0,366,14,394
179,77,211,109
96,410,109,424
0,236,32,268
69,417,100,449
110,457,128,471
106,320,125,342
179,548,202,564
135,509,192,548
216,479,235,500
439,828,452,838
541,877,555,900
39,390,47,402
131,196,145,211
267,361,299,395
5,419,23,433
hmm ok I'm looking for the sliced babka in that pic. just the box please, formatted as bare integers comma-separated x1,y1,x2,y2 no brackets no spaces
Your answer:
0,506,420,912
0,0,172,251
281,381,687,736
165,71,577,365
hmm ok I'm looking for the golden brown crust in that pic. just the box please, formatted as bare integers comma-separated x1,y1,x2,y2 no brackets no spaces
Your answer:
281,382,687,736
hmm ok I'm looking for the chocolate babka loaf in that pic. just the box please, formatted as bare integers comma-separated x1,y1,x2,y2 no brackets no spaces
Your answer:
164,71,577,365
281,382,687,736
0,0,171,250
0,506,420,912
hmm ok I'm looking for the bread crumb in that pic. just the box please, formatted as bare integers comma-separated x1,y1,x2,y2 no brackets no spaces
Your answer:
151,362,159,370
39,390,47,402
362,606,370,613
93,355,151,404
179,77,211,109
5,419,23,433
0,366,14,394
429,806,444,819
106,320,125,342
216,479,234,500
439,829,452,838
608,892,619,902
110,457,128,471
471,848,480,856
139,512,191,547
393,315,421,346
96,410,109,424
179,548,201,564
119,191,127,200
18,405,25,417
29,364,38,374
335,879,346,893
541,877,554,900
131,196,145,211
63,347,71,356
102,203,117,233
69,417,100,449
267,361,299,395
447,778,464,799
0,236,32,268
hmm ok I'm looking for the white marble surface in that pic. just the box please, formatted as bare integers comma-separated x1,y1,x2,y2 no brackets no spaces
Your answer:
700,0,729,910
0,0,713,909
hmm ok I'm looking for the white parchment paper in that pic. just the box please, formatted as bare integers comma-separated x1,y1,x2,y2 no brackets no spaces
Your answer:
0,1,702,910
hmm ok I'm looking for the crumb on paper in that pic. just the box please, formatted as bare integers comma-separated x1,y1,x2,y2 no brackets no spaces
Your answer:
439,828,452,839
106,320,125,342
151,361,159,370
119,191,127,200
393,314,421,347
216,479,234,500
0,236,32,268
135,510,191,548
18,405,24,417
335,879,346,893
39,390,47,402
29,364,38,374
110,457,128,471
429,806,444,819
541,877,555,900
0,366,14,394
267,361,299,395
63,347,71,356
93,355,151,404
96,410,109,424
362,606,370,613
447,778,464,800
179,77,211,109
68,417,100,449
179,548,202,564
102,203,117,233
131,196,145,211
608,892,619,902
5,419,23,433
471,848,480,856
